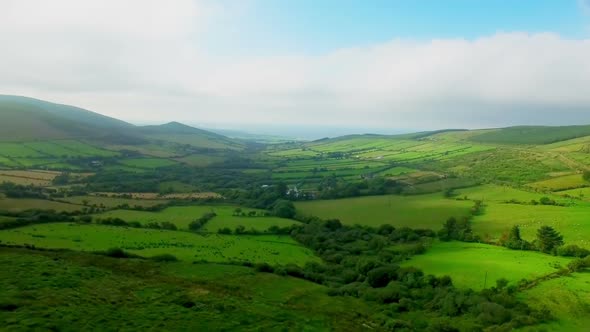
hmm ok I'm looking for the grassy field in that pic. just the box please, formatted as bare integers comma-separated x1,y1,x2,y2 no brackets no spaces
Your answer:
61,196,169,208
403,241,571,290
295,193,473,228
519,272,590,332
96,205,298,231
0,248,370,331
0,223,317,265
0,198,82,212
468,125,590,145
527,173,587,191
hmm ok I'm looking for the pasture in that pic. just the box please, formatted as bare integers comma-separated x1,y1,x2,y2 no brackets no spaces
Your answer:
295,193,472,228
0,223,317,265
0,198,82,212
403,241,571,290
520,272,590,332
527,173,587,191
61,196,168,208
0,248,370,331
95,205,299,231
471,202,590,247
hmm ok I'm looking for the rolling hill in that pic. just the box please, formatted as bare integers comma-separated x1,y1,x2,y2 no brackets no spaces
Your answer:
0,95,241,149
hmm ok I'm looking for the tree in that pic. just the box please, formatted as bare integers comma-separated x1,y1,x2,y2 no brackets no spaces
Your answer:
272,199,296,218
505,225,530,250
536,226,564,253
583,170,590,182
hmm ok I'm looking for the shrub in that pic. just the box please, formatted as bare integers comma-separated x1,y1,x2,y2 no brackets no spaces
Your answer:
151,254,178,262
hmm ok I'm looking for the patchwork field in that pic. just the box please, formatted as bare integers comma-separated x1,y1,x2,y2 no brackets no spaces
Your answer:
403,241,571,290
0,223,317,265
95,205,299,231
0,198,82,212
295,193,473,228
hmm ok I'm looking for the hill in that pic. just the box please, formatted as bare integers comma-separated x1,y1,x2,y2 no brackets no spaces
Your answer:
0,95,241,149
0,95,133,141
468,125,590,145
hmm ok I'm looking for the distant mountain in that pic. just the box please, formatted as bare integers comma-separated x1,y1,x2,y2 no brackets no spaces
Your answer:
0,95,241,149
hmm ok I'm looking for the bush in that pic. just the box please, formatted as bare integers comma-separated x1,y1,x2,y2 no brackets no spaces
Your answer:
254,262,274,273
151,254,178,262
101,248,135,258
367,265,399,288
557,245,590,258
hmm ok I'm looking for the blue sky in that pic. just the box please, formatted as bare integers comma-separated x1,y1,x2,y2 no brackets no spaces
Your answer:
3,0,590,134
205,0,589,55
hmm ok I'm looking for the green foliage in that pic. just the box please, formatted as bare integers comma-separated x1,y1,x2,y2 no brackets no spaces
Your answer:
536,226,564,253
438,217,476,242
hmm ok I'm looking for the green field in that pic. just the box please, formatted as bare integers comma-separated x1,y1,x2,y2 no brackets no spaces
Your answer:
519,272,590,332
0,198,82,212
527,173,588,191
96,205,299,231
0,223,317,265
403,241,571,290
61,196,169,208
295,193,473,228
0,248,370,331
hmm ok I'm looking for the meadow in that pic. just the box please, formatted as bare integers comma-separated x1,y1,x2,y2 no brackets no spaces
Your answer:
403,241,571,290
61,195,169,208
295,193,473,228
96,205,298,231
0,248,370,331
0,223,317,265
0,198,82,212
519,272,590,332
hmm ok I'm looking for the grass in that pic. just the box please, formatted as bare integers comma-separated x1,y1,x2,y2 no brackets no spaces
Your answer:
0,198,82,212
471,203,590,247
527,173,588,191
402,241,571,290
0,223,317,265
61,196,168,208
96,205,299,231
519,271,590,332
469,125,590,145
0,248,371,331
295,193,473,228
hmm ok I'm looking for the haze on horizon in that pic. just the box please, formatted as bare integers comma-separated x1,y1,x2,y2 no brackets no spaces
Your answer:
2,0,590,134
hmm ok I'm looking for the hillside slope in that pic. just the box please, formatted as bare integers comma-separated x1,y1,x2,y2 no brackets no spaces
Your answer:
468,125,590,145
0,95,241,149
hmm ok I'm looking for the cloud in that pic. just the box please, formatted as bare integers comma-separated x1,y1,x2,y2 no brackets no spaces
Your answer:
1,1,590,130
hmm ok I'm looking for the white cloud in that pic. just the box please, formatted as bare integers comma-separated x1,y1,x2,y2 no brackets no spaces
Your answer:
2,1,590,130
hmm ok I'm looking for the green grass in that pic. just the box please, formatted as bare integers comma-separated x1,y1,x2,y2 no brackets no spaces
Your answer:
61,196,168,208
469,125,590,145
295,193,473,228
471,203,590,247
175,153,225,167
519,272,590,332
0,223,317,265
157,181,198,193
403,241,571,290
527,174,588,191
456,184,569,204
0,198,82,212
0,248,371,331
96,205,299,231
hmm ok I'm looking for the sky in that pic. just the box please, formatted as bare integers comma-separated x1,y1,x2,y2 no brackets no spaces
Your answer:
2,0,590,135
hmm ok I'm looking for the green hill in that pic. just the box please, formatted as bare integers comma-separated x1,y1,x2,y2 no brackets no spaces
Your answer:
0,95,241,149
468,125,590,145
0,95,133,141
